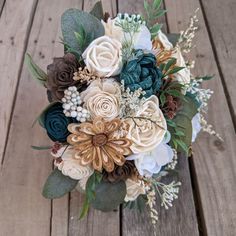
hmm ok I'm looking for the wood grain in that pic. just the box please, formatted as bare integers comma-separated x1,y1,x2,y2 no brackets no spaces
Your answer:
0,0,37,163
118,1,199,235
200,0,236,125
68,1,120,236
0,0,82,235
122,156,199,236
165,0,236,235
0,0,5,16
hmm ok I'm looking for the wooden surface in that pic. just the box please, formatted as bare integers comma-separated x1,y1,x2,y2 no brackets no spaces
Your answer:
0,0,235,235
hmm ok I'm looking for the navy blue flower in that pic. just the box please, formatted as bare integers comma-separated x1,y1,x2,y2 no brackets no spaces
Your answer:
120,50,163,97
44,103,75,142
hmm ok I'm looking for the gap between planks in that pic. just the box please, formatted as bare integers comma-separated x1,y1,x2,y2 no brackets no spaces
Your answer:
198,0,236,131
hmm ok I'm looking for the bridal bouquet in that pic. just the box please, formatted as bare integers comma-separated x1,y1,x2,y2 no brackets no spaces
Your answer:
26,0,219,222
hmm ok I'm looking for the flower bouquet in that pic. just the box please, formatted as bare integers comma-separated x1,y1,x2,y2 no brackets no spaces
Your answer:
25,0,220,223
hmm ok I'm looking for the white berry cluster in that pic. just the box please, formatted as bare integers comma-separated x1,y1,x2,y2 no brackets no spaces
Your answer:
61,86,90,122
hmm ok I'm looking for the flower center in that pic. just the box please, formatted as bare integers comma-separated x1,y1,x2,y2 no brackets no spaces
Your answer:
92,134,108,146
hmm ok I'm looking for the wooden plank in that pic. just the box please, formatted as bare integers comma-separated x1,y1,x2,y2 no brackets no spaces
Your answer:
68,1,120,236
122,156,199,236
0,0,37,163
0,0,5,16
0,0,82,235
118,1,199,235
164,0,236,235
200,0,236,124
83,0,117,16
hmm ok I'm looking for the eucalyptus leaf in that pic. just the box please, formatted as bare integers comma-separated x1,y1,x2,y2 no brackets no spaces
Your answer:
42,169,78,199
24,53,47,86
31,145,52,150
90,1,104,20
61,9,104,55
91,180,126,212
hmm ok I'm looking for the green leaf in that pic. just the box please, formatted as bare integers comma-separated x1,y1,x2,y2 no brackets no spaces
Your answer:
166,119,176,128
195,75,214,81
79,197,90,220
42,169,78,199
160,92,166,106
150,24,162,39
24,53,47,86
165,66,185,76
153,0,162,9
144,0,149,12
154,9,167,18
90,1,104,20
86,172,102,202
179,94,199,120
166,33,180,47
31,145,52,150
170,115,192,153
164,58,176,72
91,180,126,212
165,89,183,98
61,9,104,55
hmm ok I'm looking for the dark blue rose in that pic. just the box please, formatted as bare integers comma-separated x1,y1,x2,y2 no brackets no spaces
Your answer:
120,50,163,98
44,102,75,142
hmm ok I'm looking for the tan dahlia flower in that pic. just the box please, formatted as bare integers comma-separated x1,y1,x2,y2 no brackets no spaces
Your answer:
67,117,132,172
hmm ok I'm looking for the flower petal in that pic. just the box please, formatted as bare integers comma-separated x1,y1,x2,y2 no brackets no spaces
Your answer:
92,147,103,171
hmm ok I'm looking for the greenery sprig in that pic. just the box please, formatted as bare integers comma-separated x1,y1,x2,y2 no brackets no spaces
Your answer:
143,0,167,39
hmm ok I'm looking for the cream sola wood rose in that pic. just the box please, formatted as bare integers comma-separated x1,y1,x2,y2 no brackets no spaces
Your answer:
82,36,122,77
80,79,121,121
153,30,191,85
53,146,94,180
126,95,167,153
124,178,146,202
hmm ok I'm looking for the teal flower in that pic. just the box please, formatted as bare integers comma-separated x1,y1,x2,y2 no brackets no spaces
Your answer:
44,103,75,142
120,50,163,97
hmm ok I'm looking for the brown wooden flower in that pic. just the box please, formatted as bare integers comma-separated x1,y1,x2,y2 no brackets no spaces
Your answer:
67,117,132,172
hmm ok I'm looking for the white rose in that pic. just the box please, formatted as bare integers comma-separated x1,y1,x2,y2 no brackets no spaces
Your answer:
126,95,167,153
54,146,94,180
82,36,122,77
127,142,174,177
191,113,202,142
124,178,146,202
102,17,152,50
81,79,121,121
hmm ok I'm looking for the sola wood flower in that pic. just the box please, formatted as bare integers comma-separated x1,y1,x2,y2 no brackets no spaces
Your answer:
67,117,132,172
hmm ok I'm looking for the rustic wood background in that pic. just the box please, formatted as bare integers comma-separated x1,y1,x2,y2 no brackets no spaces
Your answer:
0,0,235,235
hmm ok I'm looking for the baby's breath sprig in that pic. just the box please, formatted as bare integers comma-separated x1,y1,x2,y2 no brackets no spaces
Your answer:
186,76,214,112
166,149,178,170
146,187,159,226
200,114,223,141
176,8,199,53
115,14,145,61
146,177,181,210
119,81,146,118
